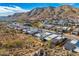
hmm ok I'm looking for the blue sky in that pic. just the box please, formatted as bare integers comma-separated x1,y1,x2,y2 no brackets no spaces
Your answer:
0,3,79,16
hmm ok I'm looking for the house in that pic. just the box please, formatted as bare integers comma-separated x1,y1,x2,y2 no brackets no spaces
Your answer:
63,39,79,52
16,25,24,30
22,27,39,35
23,23,32,26
12,22,20,26
56,26,72,33
54,26,63,33
74,22,79,27
22,26,30,32
13,24,23,30
50,36,67,48
34,31,53,41
26,27,39,35
9,22,24,30
22,28,30,33
72,28,79,36
57,20,69,26
43,34,59,41
43,24,55,29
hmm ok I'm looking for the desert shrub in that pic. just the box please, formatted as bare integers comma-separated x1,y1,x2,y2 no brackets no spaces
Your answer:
13,39,24,48
3,41,15,48
3,39,24,48
0,42,3,48
4,30,9,33
0,49,9,56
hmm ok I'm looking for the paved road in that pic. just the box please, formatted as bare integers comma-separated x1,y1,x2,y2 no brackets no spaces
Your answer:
64,34,79,40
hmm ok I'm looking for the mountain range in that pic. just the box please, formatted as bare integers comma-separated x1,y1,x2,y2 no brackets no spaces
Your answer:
0,5,79,22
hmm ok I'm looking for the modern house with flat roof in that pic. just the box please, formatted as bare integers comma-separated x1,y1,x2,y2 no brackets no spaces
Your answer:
63,39,79,52
50,36,67,48
72,28,79,36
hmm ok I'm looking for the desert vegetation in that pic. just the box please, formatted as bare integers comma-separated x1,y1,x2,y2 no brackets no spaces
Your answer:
0,22,45,56
0,22,79,56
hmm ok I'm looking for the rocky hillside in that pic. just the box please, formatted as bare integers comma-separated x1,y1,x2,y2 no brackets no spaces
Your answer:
1,5,79,22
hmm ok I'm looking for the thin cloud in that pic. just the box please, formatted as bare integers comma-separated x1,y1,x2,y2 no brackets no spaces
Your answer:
0,5,29,16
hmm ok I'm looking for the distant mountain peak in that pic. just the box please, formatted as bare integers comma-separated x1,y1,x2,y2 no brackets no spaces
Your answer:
59,5,72,9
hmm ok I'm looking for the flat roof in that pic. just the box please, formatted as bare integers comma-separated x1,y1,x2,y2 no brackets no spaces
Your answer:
55,36,63,40
70,40,78,44
44,34,58,40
